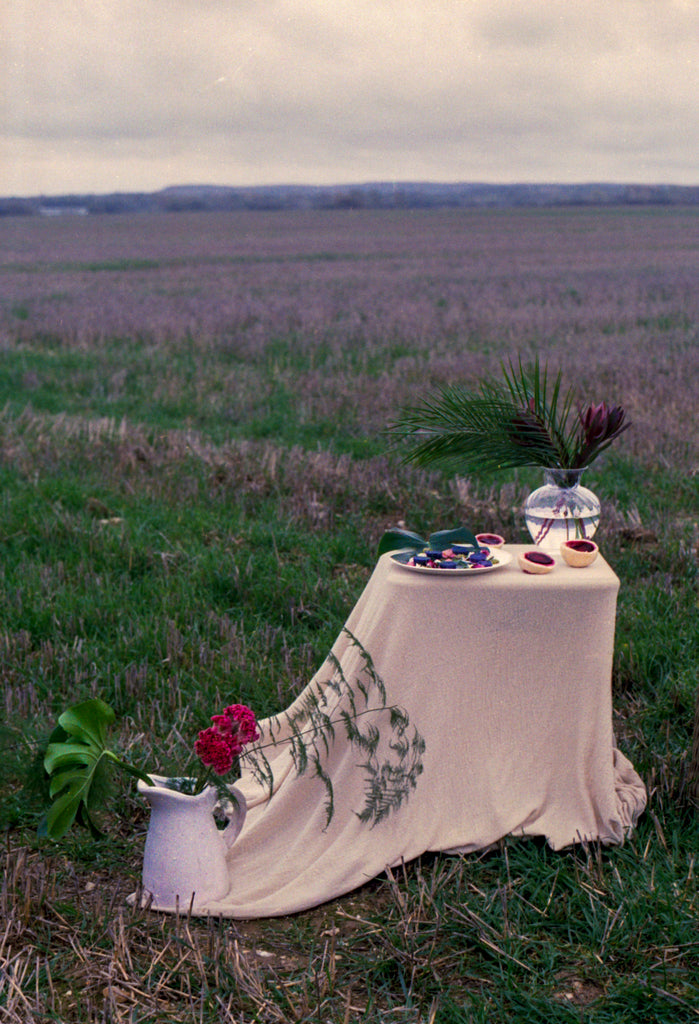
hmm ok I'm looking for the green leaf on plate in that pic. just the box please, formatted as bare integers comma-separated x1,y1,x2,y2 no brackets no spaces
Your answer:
377,528,426,556
378,525,483,558
428,527,481,551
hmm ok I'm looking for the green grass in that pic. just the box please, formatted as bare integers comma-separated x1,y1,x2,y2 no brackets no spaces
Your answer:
1,207,698,1023
0,336,401,456
2,407,697,1023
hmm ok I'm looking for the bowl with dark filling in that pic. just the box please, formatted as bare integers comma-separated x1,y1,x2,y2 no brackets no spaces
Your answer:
518,550,555,574
475,533,506,548
560,539,599,567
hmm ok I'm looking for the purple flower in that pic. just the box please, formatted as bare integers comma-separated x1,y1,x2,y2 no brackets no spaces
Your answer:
580,402,627,445
574,402,629,466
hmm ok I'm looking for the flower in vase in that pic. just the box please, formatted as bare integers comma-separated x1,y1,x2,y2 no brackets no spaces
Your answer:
195,705,261,774
194,728,236,775
41,698,260,838
573,402,628,467
41,632,426,841
390,357,630,473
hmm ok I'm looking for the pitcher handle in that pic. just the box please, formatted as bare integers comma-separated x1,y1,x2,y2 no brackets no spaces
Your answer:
222,787,247,849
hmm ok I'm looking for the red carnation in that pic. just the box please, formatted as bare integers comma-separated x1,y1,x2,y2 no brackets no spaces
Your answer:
193,704,259,778
210,714,233,739
194,727,235,775
222,704,260,751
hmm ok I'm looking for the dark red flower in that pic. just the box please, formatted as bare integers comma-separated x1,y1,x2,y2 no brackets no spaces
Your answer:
579,402,627,445
574,401,630,467
580,402,609,443
194,704,259,775
194,727,235,775
604,405,626,437
210,714,233,738
222,704,260,751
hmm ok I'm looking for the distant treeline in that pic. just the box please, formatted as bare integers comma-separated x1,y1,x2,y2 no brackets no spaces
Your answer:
2,181,699,217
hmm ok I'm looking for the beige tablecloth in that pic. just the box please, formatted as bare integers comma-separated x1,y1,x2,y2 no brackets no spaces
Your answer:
203,545,646,918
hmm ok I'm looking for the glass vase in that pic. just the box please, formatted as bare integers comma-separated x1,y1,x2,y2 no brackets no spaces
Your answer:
524,468,601,553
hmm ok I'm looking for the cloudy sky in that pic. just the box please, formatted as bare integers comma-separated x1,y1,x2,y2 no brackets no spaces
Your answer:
2,0,698,196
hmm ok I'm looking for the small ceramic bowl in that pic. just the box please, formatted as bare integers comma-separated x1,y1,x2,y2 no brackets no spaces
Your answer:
518,550,555,574
476,533,506,548
560,539,599,567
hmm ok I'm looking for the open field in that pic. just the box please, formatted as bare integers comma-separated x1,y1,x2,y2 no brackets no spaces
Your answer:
1,207,698,1022
2,206,699,465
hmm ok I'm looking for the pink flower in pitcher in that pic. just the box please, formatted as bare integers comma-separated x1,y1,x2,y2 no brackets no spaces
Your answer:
196,704,259,771
194,727,235,775
222,704,260,753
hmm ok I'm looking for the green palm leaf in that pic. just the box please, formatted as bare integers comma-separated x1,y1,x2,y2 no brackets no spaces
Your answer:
390,357,581,472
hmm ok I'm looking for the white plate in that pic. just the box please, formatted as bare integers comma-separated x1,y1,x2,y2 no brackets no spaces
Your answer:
390,549,512,575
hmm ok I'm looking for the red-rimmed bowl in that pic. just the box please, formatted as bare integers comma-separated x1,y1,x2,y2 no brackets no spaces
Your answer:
518,550,555,574
560,539,599,567
475,533,506,548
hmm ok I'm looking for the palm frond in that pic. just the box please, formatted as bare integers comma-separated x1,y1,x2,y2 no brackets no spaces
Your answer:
389,356,623,472
391,380,563,471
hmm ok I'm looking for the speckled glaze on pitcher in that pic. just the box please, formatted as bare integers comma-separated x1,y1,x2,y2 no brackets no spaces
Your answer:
136,774,246,912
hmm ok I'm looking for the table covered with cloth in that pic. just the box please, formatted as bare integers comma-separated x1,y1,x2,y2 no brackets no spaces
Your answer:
202,545,646,919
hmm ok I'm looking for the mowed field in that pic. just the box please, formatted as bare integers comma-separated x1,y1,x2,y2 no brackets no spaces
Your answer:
2,206,699,464
1,206,698,1023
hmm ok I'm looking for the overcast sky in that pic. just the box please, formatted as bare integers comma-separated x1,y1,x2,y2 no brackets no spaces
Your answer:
2,0,698,196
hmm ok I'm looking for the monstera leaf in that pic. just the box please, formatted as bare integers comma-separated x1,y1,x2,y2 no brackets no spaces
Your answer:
377,528,427,556
42,698,152,840
427,526,480,551
377,525,481,557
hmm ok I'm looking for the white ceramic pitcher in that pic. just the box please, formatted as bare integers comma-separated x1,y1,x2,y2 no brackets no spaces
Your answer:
137,774,246,912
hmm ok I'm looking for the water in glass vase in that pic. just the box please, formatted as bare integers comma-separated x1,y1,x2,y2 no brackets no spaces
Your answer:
524,468,601,553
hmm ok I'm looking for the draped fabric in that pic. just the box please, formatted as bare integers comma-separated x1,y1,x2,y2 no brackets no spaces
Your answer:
188,546,646,918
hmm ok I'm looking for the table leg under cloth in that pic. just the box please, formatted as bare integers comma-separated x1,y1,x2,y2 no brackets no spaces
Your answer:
197,545,646,918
